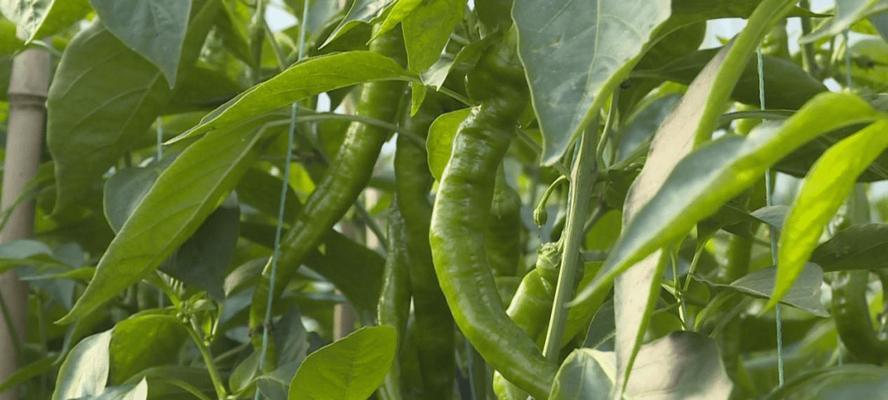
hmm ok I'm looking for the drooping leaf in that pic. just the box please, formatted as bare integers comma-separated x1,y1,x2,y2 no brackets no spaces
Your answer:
170,51,413,143
52,330,113,400
90,0,192,86
812,224,888,271
801,0,888,44
513,0,671,164
0,356,55,392
288,326,396,400
58,117,272,324
0,0,91,42
373,0,422,39
576,92,881,307
771,120,888,308
109,314,187,385
47,0,219,213
426,108,471,180
698,264,828,317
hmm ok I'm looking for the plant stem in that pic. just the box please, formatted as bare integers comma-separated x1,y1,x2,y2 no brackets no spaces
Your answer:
185,320,228,399
541,122,598,361
798,0,820,76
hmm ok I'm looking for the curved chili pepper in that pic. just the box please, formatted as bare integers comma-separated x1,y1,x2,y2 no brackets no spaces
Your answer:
429,33,556,399
378,205,412,400
831,270,888,363
394,97,456,399
249,26,407,345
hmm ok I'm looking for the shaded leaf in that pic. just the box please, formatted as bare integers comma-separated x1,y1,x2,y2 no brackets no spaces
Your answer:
550,349,614,400
288,326,396,400
801,0,888,44
0,0,90,42
812,223,888,271
322,0,393,47
109,314,188,385
426,108,470,180
90,0,192,86
91,378,148,400
766,364,888,400
513,0,671,164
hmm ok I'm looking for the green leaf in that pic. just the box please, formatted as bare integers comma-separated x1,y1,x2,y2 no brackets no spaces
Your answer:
162,194,240,300
550,349,614,400
513,0,671,164
0,355,56,392
104,167,162,233
109,313,188,385
47,0,219,213
636,47,826,110
403,0,463,75
170,51,413,143
305,232,385,319
58,118,271,325
801,0,888,44
771,120,888,308
0,18,22,54
90,0,192,87
52,330,113,400
576,92,881,307
812,223,888,271
322,0,393,47
372,0,422,39
698,264,827,317
426,108,471,181
288,326,396,400
766,364,888,400
0,0,90,42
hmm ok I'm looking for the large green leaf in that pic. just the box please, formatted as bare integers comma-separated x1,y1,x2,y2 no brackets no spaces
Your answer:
170,51,413,143
770,120,888,307
801,0,888,44
513,0,671,164
90,0,192,86
47,0,218,213
288,326,396,400
0,0,90,42
52,330,113,400
575,92,881,307
58,118,271,324
812,224,888,271
109,314,187,385
550,332,731,399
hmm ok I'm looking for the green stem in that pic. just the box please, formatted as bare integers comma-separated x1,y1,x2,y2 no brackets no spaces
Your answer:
185,320,227,399
798,0,820,76
0,287,22,361
541,122,598,361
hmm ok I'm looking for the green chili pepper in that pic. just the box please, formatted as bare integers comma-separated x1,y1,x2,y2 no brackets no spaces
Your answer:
831,270,888,364
394,96,456,399
378,205,412,400
249,26,407,349
487,173,524,277
429,33,556,399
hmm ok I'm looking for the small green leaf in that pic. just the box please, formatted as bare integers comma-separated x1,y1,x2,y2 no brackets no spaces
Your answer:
513,0,671,164
576,92,881,308
103,167,162,233
90,0,192,87
322,0,393,47
53,330,113,400
812,224,888,271
0,355,56,392
549,349,614,400
0,0,90,42
426,108,471,180
403,0,463,75
372,0,422,39
698,264,827,317
58,118,271,324
288,326,397,400
771,120,888,308
171,51,413,143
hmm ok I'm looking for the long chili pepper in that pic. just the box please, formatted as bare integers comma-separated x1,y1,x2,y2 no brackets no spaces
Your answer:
831,270,888,364
394,96,457,399
429,33,557,399
378,205,412,400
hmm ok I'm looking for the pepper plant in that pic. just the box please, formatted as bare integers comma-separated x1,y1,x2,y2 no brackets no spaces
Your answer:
2,0,888,399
